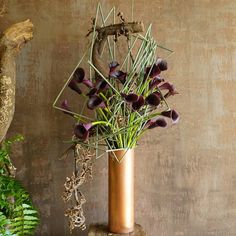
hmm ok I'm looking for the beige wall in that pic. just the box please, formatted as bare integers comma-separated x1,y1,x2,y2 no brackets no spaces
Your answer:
1,0,236,235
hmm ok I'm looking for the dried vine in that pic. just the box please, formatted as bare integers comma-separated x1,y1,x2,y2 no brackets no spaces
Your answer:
62,144,94,232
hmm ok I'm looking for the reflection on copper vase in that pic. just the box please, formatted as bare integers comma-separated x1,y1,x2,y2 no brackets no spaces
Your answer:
108,149,134,234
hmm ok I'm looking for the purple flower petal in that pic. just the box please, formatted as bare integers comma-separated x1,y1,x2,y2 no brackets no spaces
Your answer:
146,93,161,106
61,100,70,111
161,109,179,123
68,79,82,94
146,120,156,129
61,100,73,116
155,118,168,127
83,79,94,88
159,82,179,98
147,118,167,129
73,67,85,83
132,96,145,111
145,58,168,79
159,82,174,90
124,93,139,103
74,124,89,140
156,58,168,71
145,64,160,78
109,61,120,73
149,76,164,89
95,80,109,92
110,70,127,83
83,123,93,131
86,88,98,96
87,95,106,110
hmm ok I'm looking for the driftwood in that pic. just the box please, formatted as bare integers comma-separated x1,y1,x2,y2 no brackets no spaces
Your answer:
91,21,144,78
88,224,146,236
0,19,33,143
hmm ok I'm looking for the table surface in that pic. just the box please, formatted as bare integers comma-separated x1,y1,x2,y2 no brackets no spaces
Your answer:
88,224,146,236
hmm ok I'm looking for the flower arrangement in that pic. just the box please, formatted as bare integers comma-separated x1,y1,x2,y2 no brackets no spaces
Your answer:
62,56,179,150
54,3,179,232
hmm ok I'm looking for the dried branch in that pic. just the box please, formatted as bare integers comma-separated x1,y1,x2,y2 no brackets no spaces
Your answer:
91,21,144,78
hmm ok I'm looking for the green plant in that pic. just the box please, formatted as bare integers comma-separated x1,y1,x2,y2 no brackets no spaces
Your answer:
0,135,23,176
0,136,39,235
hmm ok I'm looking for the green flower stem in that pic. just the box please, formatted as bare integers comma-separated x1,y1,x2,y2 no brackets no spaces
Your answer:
92,120,112,128
97,108,122,147
99,92,108,102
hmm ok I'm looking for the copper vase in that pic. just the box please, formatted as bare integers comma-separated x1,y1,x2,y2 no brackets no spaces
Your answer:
108,149,134,233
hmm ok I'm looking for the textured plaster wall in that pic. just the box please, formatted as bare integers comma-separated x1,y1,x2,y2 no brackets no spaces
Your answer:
1,0,236,235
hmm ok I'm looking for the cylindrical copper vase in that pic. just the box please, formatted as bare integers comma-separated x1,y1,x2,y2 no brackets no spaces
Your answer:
108,148,134,234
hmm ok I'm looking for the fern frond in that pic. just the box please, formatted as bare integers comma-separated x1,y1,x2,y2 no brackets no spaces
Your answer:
0,211,13,236
10,203,39,235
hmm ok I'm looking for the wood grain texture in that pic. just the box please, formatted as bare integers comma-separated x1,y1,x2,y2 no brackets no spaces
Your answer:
88,224,146,236
0,19,33,142
0,0,236,236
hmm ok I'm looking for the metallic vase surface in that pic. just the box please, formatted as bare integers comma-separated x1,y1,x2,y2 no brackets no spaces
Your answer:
108,149,134,233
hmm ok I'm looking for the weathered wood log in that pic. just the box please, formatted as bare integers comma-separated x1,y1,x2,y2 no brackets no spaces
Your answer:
0,19,33,143
92,21,144,78
88,224,146,236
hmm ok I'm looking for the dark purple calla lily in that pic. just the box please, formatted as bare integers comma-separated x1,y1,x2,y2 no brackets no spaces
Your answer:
74,123,93,141
95,80,109,92
73,67,85,82
149,76,164,89
159,82,179,98
82,79,94,88
161,109,179,123
68,79,82,94
110,70,127,83
147,118,167,129
61,99,70,110
87,95,106,110
156,58,168,71
122,93,144,110
122,93,139,103
146,92,161,106
109,61,119,74
132,95,145,111
145,58,168,79
68,67,94,94
61,100,73,116
86,80,109,96
108,61,127,83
